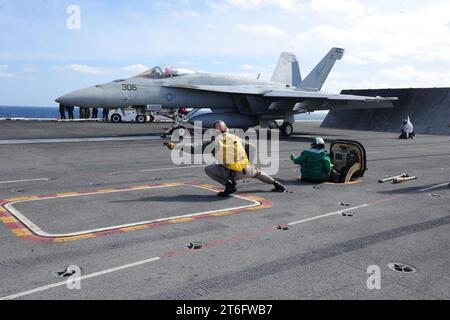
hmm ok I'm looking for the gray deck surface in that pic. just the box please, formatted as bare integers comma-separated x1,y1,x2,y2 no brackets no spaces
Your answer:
0,121,448,300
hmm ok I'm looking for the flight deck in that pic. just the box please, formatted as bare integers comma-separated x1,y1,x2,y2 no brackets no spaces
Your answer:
0,121,449,300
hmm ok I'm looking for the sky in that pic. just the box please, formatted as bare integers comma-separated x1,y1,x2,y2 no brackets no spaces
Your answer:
1,0,450,106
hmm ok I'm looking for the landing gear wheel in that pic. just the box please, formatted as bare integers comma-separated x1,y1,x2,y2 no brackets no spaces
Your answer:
111,114,122,123
280,122,294,137
149,115,155,123
135,115,147,123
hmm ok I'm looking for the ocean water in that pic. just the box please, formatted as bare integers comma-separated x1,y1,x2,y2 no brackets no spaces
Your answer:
0,106,326,121
0,106,59,118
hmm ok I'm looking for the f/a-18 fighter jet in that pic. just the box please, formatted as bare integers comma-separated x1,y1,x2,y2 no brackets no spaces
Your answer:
56,48,397,136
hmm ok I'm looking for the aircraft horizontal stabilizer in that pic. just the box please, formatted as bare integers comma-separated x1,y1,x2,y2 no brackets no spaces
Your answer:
264,90,398,102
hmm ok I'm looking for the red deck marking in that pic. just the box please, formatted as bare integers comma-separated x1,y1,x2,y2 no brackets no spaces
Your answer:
0,182,272,243
37,194,58,199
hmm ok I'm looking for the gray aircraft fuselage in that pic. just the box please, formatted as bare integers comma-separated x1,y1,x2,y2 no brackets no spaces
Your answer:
56,72,289,111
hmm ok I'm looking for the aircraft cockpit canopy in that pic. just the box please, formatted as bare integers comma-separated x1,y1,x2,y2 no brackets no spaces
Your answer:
138,66,195,79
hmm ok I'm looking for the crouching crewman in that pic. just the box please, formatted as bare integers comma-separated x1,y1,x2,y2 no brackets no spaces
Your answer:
164,120,286,197
400,117,415,139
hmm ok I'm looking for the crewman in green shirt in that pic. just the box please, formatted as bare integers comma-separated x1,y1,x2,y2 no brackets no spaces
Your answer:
291,137,332,184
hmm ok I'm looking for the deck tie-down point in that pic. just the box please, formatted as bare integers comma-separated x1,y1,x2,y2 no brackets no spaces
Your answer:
188,242,204,250
52,266,82,278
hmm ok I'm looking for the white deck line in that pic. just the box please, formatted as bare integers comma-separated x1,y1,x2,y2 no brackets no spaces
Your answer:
288,204,369,226
0,256,161,301
418,183,449,192
4,184,260,238
0,178,50,185
141,165,208,172
0,136,163,145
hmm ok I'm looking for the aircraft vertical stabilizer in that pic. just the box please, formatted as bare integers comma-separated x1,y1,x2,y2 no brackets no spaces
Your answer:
299,47,344,91
271,52,302,87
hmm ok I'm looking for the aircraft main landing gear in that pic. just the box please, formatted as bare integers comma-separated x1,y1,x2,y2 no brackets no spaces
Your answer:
280,122,294,137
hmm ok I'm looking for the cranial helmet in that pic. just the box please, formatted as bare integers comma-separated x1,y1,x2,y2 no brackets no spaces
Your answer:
312,137,325,149
213,120,229,133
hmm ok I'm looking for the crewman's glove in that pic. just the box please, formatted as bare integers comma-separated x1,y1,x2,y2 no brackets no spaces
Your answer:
290,154,296,162
164,142,176,150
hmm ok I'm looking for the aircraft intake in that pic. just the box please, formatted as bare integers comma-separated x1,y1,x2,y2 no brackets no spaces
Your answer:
188,113,259,129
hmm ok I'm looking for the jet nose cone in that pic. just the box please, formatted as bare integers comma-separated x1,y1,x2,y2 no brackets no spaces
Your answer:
56,86,104,107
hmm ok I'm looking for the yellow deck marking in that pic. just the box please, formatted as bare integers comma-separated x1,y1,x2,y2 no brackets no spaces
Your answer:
170,217,195,224
0,217,18,223
324,180,362,185
120,225,150,232
129,185,151,190
6,197,34,202
95,188,118,193
211,211,234,217
56,192,79,197
161,182,184,187
53,234,96,243
12,228,32,237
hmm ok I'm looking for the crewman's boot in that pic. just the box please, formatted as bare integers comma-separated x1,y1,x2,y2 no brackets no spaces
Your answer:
273,181,287,193
218,182,237,197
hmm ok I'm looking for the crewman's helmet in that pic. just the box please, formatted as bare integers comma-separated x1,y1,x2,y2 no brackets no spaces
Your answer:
213,120,229,133
312,137,325,150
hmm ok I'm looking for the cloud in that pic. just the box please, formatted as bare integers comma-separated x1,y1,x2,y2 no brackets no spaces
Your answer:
52,64,113,75
0,64,15,78
0,53,15,60
51,64,151,77
321,64,450,93
310,0,366,17
290,1,450,66
179,60,194,66
207,0,304,12
23,64,40,73
169,9,201,18
242,64,255,70
122,64,148,75
236,24,286,37
380,65,450,87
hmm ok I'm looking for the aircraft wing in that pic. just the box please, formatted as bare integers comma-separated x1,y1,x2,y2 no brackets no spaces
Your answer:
165,84,397,102
164,85,398,112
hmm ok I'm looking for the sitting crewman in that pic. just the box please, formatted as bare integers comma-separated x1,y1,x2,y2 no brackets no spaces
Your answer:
400,117,415,139
164,120,286,197
291,137,332,184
